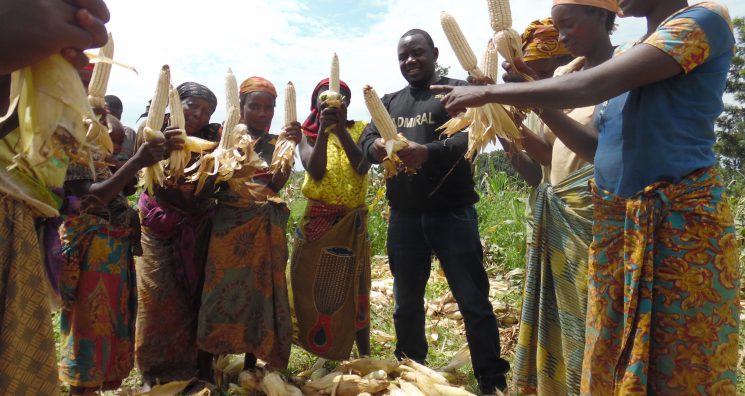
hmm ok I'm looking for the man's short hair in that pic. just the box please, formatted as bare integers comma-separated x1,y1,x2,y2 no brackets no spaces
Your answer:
105,95,123,112
401,29,435,50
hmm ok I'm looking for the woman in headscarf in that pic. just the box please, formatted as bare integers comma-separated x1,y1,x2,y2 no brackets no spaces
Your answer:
197,76,301,371
289,78,371,361
59,115,174,396
494,7,616,395
135,82,221,387
434,0,739,394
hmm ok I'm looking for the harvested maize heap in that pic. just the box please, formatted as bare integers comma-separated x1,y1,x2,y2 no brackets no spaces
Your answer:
186,68,263,194
0,54,100,217
438,11,520,159
139,65,170,195
440,11,485,79
270,81,298,175
84,33,115,168
362,84,409,178
164,85,217,180
488,0,529,81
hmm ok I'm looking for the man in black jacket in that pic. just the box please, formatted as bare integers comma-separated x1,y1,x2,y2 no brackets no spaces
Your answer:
359,29,510,395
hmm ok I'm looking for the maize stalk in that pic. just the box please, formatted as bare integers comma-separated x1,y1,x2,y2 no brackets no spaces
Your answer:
0,54,101,217
139,65,170,195
362,84,409,178
487,0,512,32
186,68,263,194
441,11,485,79
87,33,114,110
270,81,297,175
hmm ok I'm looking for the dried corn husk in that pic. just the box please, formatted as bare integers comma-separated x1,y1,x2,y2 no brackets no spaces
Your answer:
138,380,191,396
437,101,521,160
186,68,264,194
260,372,293,396
0,54,100,216
339,357,400,376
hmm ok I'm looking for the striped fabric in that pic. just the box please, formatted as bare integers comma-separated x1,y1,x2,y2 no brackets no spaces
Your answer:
514,165,594,396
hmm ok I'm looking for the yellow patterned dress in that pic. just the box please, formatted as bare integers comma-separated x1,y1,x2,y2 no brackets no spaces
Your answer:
290,121,371,360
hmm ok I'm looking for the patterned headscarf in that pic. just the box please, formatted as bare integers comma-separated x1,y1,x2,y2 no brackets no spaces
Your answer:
301,78,353,138
239,76,277,98
522,18,571,62
552,0,618,12
176,82,218,114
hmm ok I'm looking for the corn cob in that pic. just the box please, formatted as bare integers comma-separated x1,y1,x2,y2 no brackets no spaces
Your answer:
438,101,521,159
362,84,408,178
164,85,218,181
260,372,290,396
139,65,170,195
399,379,427,396
481,39,499,82
487,0,512,32
0,54,100,217
441,11,485,79
186,68,264,194
270,81,297,175
318,53,343,109
87,33,114,110
494,28,524,68
403,359,449,385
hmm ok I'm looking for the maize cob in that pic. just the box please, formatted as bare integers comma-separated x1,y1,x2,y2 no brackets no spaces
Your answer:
87,33,114,110
399,379,427,396
403,359,449,385
400,372,442,396
438,100,521,159
186,68,263,194
481,39,499,82
433,383,479,396
362,84,408,178
238,370,260,391
330,53,340,94
284,81,297,125
139,65,170,195
164,86,218,181
270,81,297,175
441,11,485,79
0,54,104,217
340,357,401,376
494,28,523,67
260,372,289,396
487,0,512,32
318,53,343,109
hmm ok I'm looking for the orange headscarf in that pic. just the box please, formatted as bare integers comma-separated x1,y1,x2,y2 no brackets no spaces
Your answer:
552,0,618,12
522,18,571,62
239,76,277,98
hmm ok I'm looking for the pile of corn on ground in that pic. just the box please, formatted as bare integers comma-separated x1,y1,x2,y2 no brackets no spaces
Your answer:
53,171,745,395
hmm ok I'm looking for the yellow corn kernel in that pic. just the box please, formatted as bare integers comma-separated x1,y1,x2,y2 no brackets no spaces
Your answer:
487,0,513,32
441,11,485,79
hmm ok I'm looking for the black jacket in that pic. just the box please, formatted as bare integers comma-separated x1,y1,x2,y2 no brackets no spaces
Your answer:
359,76,478,211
